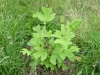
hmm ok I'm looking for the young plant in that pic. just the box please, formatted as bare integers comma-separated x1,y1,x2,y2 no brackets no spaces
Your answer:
21,7,81,72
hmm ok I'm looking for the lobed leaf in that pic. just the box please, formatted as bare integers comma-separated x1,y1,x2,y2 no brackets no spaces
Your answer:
53,30,62,39
67,53,75,62
46,13,56,21
59,52,66,60
42,7,52,16
33,13,38,18
50,54,57,65
21,48,31,56
56,56,63,63
37,12,45,22
33,52,41,59
61,24,66,35
62,64,68,70
60,16,65,23
41,52,48,61
33,25,41,32
69,46,79,52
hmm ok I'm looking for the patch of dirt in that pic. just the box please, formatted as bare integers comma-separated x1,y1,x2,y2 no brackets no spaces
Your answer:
36,60,76,75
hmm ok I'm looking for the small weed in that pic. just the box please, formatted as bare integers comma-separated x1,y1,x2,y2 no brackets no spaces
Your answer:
21,7,81,75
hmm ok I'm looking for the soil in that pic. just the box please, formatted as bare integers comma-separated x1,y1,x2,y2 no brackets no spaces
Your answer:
36,60,75,75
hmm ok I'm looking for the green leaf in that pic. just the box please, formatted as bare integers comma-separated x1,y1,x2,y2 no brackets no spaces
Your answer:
56,55,63,63
33,7,56,23
29,60,37,70
53,30,62,38
58,63,62,68
21,48,31,56
28,36,42,46
42,6,56,22
66,31,75,39
67,53,75,62
46,13,56,21
69,20,82,30
47,30,52,37
33,13,38,18
33,51,47,61
27,38,34,46
61,24,66,35
69,46,79,52
49,64,55,70
59,52,66,60
40,60,50,68
33,52,41,59
34,46,42,51
54,39,62,44
60,16,65,23
53,47,62,54
48,38,56,48
50,54,57,65
54,39,70,47
33,25,41,32
28,38,43,47
41,27,52,37
37,12,45,22
62,64,68,70
41,52,47,61
42,7,52,16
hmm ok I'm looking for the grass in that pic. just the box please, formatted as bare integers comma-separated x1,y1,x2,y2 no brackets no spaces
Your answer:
0,0,100,75
0,1,30,74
